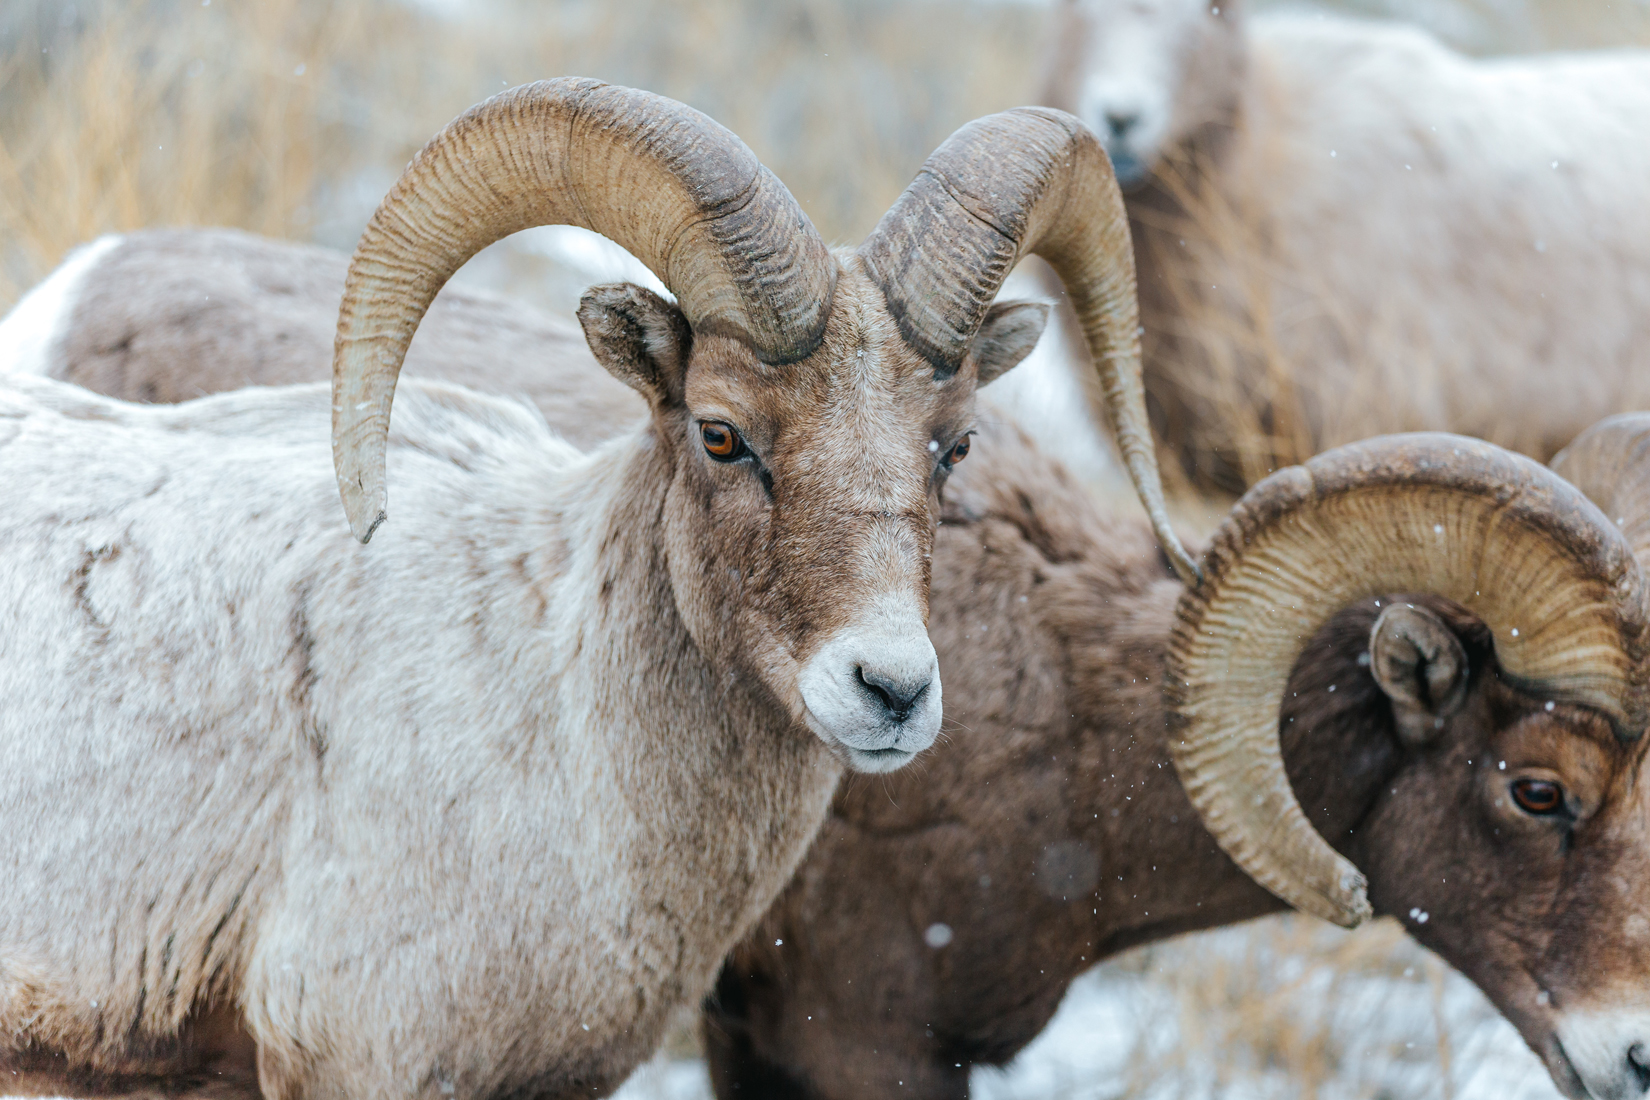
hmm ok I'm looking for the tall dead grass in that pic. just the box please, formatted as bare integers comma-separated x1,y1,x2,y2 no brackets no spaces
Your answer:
0,0,1044,311
1110,916,1477,1098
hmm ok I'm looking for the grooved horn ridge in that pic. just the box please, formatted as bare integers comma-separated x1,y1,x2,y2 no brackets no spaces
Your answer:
858,106,1197,584
331,78,834,541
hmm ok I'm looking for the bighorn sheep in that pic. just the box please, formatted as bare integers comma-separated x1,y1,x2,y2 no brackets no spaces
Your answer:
21,230,1650,1100
0,79,1192,1098
0,230,645,450
705,421,1650,1100
1036,0,1650,486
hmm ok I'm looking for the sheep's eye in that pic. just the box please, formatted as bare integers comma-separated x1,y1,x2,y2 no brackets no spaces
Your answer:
700,421,746,462
1511,778,1565,816
941,435,971,468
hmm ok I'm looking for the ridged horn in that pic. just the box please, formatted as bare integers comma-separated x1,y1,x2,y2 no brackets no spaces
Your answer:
1553,413,1650,570
857,107,1197,585
332,78,835,542
1167,433,1650,927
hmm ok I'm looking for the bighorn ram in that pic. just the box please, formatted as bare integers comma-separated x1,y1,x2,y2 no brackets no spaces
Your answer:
0,79,1191,1098
0,230,644,451
18,231,1650,1100
706,421,1650,1100
1036,0,1650,486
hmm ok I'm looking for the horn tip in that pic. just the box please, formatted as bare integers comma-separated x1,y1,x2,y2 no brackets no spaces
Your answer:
339,476,388,544
1321,867,1373,929
1166,536,1201,586
354,509,387,545
1142,492,1200,585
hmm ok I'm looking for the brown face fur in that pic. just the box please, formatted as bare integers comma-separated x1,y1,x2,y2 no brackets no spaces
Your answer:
1347,603,1650,1096
578,263,1042,767
702,433,1650,1100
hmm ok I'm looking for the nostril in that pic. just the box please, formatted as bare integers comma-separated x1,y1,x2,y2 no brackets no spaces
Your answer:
855,667,927,723
1630,1042,1650,1089
1105,111,1139,140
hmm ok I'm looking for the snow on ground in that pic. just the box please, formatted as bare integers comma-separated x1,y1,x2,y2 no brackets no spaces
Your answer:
613,916,1564,1100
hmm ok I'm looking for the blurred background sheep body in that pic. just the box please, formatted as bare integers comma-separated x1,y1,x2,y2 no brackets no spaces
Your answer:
1040,0,1650,489
5,1,1650,1099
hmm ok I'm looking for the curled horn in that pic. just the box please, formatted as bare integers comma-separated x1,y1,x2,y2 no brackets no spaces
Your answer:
1553,413,1650,569
333,78,835,542
1167,433,1650,927
857,107,1198,584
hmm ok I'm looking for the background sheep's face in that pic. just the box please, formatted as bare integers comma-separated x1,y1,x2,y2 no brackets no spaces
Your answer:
580,266,1035,773
1311,598,1650,1100
1055,0,1245,187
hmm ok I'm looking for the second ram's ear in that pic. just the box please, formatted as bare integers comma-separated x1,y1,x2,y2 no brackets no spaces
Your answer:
577,283,692,406
971,300,1050,387
1369,603,1470,748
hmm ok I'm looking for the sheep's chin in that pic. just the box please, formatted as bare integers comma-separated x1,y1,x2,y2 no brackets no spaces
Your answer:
840,745,921,775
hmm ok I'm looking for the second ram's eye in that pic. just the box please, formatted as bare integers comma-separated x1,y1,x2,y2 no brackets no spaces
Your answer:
700,421,746,462
941,435,971,468
1511,778,1565,816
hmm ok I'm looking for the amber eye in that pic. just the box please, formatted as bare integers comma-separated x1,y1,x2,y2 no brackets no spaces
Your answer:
1511,778,1566,816
941,435,971,468
700,421,746,462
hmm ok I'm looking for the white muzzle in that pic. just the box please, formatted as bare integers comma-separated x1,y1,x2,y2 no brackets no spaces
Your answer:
797,603,941,774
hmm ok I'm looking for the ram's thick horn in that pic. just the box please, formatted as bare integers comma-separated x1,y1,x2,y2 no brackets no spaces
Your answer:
332,78,834,541
1167,433,1650,926
1553,413,1650,578
857,107,1197,585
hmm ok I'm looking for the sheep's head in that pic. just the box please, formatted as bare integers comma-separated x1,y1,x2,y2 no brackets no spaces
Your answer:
1046,0,1245,188
329,79,1195,774
1330,596,1650,1100
1170,420,1650,1100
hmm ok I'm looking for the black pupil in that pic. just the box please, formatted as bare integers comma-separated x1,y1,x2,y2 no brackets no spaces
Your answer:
949,437,969,463
704,425,730,451
1513,779,1562,814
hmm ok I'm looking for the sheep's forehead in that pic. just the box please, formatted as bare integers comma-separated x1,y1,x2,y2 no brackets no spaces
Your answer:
684,299,975,486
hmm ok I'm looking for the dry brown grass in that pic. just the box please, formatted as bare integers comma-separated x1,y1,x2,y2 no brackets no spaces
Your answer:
0,0,1045,311
1109,916,1471,1098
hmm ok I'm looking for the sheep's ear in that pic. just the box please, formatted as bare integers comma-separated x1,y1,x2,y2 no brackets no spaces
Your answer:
972,300,1049,387
577,283,692,406
1369,604,1470,748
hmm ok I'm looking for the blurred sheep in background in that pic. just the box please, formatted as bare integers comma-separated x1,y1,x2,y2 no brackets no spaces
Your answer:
1036,0,1650,490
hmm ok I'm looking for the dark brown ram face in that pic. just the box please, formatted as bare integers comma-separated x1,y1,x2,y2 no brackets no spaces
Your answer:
1170,429,1650,1100
1336,597,1650,1100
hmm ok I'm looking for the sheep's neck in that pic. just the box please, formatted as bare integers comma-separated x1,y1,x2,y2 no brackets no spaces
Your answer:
1070,599,1286,959
1076,580,1400,961
518,428,842,1068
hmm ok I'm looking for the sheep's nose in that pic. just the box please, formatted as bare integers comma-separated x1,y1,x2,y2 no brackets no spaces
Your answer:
856,666,930,724
1105,111,1140,141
